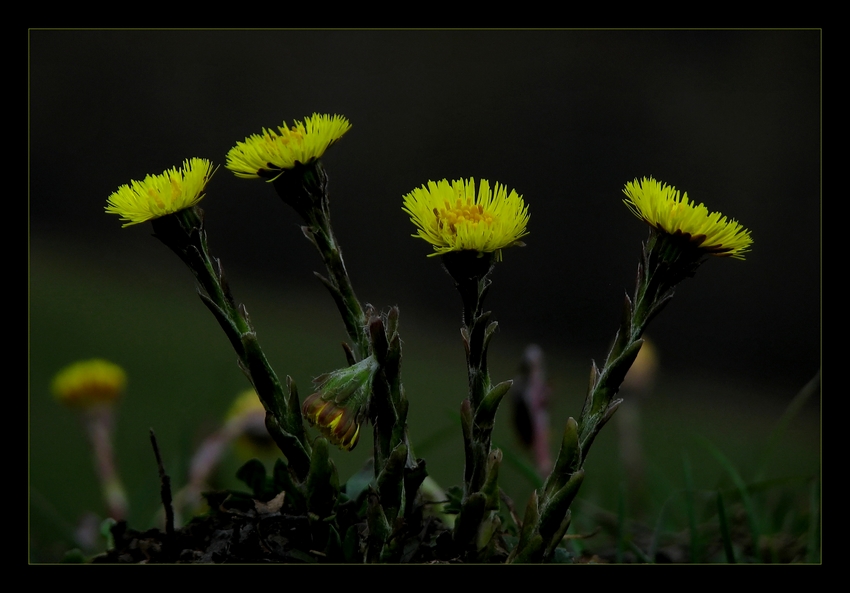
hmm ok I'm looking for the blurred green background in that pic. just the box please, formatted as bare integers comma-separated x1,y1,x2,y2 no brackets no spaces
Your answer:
29,29,820,562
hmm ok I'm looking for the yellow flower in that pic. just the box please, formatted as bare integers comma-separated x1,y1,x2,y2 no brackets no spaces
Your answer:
225,113,351,180
622,177,753,259
52,359,127,409
402,178,530,259
226,388,266,423
105,158,216,227
301,356,378,452
302,393,362,452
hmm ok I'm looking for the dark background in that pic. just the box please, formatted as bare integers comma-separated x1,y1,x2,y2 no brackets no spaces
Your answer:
29,30,821,560
30,29,820,392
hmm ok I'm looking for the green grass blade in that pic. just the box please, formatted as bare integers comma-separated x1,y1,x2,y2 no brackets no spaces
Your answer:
754,370,820,482
716,491,736,563
682,451,700,562
806,476,821,563
700,437,761,561
628,540,652,563
616,481,626,563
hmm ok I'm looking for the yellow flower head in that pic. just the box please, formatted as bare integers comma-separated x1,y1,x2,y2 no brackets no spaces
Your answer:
622,177,753,259
402,178,530,260
52,359,127,409
300,356,378,452
302,393,362,452
225,113,352,180
105,158,216,227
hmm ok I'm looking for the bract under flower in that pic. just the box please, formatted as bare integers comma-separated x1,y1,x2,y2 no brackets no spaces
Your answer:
622,177,753,259
226,113,351,180
402,178,529,260
105,158,215,227
301,356,378,452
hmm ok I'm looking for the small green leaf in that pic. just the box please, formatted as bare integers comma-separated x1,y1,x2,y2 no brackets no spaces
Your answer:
236,458,269,498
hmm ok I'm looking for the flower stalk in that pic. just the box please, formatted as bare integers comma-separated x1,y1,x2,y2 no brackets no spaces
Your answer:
510,177,753,562
52,359,130,521
271,160,372,362
149,206,312,480
402,177,529,560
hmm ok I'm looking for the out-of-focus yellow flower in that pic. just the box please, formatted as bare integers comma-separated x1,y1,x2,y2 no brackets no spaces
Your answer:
622,177,753,260
621,337,659,393
52,359,127,409
105,158,216,227
225,389,266,423
225,389,275,461
402,178,529,260
225,113,351,180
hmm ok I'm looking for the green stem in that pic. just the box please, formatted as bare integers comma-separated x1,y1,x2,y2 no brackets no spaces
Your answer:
272,159,371,362
308,216,371,361
151,207,311,480
440,252,509,558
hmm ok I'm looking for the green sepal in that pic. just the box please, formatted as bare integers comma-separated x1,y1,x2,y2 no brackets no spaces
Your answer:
313,355,378,406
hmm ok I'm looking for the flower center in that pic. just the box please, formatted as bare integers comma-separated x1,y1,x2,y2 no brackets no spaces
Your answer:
147,187,166,209
280,127,305,146
434,200,495,236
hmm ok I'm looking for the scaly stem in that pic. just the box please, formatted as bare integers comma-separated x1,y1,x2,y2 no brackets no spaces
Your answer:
272,160,371,361
151,207,311,480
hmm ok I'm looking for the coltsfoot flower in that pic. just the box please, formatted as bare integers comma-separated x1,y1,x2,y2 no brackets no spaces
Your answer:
622,177,753,259
302,356,379,451
105,158,216,227
402,178,529,260
52,359,127,409
302,394,363,452
226,113,351,180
